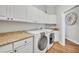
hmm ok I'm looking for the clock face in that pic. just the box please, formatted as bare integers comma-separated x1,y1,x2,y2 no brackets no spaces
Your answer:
65,12,77,25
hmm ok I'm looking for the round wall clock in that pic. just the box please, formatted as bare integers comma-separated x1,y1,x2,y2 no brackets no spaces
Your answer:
65,12,77,25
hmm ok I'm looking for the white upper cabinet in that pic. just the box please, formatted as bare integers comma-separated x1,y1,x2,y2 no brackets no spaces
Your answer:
26,6,39,23
0,5,27,21
47,14,56,24
7,5,26,21
0,5,7,17
7,5,14,18
26,6,48,23
13,5,26,21
27,6,57,24
0,5,57,24
0,5,7,20
37,10,47,23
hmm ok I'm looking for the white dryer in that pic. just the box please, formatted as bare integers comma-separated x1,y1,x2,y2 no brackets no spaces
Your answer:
46,30,55,49
48,32,55,49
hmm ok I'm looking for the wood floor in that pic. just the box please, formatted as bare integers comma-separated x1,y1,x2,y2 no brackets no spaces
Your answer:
47,39,79,53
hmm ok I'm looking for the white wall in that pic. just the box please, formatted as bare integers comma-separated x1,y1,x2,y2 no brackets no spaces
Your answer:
56,5,75,46
33,5,56,15
0,21,46,33
65,6,79,44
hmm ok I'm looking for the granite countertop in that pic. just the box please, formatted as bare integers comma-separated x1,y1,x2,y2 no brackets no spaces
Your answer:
0,31,33,46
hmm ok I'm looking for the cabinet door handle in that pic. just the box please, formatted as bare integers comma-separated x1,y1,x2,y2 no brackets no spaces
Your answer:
11,18,13,20
25,41,27,43
7,18,9,20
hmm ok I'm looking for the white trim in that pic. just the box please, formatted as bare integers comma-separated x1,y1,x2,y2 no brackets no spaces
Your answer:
59,41,65,46
64,5,79,13
54,39,59,42
66,37,79,45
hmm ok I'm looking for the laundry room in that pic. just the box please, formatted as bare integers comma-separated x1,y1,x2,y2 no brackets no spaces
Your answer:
0,5,79,53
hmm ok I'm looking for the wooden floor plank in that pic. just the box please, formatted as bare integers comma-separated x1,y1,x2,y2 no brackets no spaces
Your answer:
47,39,79,53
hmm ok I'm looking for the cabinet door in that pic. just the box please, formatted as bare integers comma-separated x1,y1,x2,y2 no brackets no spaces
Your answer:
15,42,33,53
14,39,26,49
13,5,26,21
0,5,7,20
37,10,47,23
0,5,7,17
14,37,33,53
27,6,41,23
7,5,14,18
47,15,56,24
0,44,13,53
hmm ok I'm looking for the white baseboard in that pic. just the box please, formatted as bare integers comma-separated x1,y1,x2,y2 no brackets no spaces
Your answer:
54,39,65,46
54,40,59,42
59,41,65,46
66,37,79,45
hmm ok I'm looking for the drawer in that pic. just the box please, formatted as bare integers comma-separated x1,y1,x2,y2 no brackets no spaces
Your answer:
25,37,33,44
0,44,13,53
14,37,33,48
17,45,33,53
14,39,26,48
8,50,14,53
15,43,33,53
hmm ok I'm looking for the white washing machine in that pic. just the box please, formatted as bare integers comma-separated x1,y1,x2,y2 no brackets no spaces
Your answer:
33,32,48,53
28,29,49,53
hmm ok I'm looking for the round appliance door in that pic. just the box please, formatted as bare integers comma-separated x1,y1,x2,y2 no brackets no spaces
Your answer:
49,33,55,44
38,36,48,51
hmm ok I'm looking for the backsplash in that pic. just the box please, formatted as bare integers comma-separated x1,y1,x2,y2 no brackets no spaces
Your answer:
45,24,57,29
0,21,46,33
0,20,57,33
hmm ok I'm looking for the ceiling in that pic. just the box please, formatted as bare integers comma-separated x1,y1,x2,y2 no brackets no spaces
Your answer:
33,5,57,15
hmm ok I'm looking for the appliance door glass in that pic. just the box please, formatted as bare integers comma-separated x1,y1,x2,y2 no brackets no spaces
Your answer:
50,33,54,44
38,36,48,51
